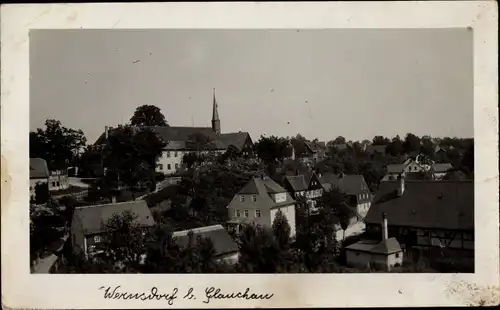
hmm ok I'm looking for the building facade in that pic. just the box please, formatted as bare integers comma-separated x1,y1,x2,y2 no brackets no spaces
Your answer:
227,176,297,238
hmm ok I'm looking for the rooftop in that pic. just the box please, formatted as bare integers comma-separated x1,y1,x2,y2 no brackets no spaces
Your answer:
365,180,474,230
345,237,402,255
73,200,155,235
173,224,238,257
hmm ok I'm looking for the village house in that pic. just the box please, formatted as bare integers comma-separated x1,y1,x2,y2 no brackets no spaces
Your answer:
302,140,327,164
172,224,239,264
226,175,297,237
364,178,474,253
48,168,70,192
30,158,50,200
71,200,155,259
381,158,427,181
30,158,70,199
345,213,403,271
320,172,373,219
94,90,254,175
430,163,454,180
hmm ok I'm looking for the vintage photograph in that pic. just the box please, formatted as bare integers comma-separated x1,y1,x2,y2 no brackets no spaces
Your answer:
28,28,475,275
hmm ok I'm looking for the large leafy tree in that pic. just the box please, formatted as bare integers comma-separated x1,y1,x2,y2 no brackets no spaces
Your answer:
30,119,87,169
130,105,168,127
102,125,166,190
272,210,291,250
403,133,421,154
254,135,291,163
289,134,309,158
372,135,390,146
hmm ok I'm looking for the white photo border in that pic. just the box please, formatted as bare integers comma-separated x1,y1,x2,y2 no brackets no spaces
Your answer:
1,1,498,308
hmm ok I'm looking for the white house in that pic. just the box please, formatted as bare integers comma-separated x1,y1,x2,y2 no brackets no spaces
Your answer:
226,175,297,238
345,213,403,271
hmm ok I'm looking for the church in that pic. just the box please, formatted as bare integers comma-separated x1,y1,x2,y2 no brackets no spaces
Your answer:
94,90,254,175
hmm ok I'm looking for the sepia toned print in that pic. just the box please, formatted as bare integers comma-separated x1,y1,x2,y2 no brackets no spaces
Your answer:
29,29,474,274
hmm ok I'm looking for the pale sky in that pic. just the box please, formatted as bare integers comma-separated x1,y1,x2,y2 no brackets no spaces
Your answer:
30,29,473,144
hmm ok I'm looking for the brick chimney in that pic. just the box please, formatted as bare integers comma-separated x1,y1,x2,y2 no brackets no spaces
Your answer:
382,212,388,240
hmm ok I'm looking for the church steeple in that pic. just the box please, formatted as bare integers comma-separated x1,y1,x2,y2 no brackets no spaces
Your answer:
211,88,221,134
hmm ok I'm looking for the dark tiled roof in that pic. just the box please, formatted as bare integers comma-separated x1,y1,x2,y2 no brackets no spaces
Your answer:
173,225,238,257
346,237,402,255
95,125,251,152
365,181,474,230
215,132,252,152
432,163,453,173
284,175,308,192
73,200,155,235
319,173,369,195
231,176,296,210
30,158,49,179
386,164,405,174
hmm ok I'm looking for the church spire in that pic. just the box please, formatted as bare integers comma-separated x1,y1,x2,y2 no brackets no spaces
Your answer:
212,88,221,134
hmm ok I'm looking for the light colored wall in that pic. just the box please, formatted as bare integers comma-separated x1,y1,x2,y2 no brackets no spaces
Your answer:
48,174,69,191
432,172,447,180
157,149,185,174
346,250,403,271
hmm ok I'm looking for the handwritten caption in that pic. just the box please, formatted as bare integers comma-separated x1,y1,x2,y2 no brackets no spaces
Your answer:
98,285,274,305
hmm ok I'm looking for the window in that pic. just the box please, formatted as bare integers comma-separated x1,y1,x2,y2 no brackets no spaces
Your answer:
167,164,171,170
255,210,261,217
52,182,56,187
395,253,400,258
251,195,257,202
158,164,163,170
175,163,179,169
57,181,60,186
167,151,171,158
235,210,241,217
174,151,178,157
239,195,245,202
94,235,101,243
244,210,249,217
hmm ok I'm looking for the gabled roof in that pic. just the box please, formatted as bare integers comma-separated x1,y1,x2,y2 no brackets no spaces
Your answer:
304,140,327,153
173,224,238,257
346,237,402,255
94,125,251,152
319,173,369,195
432,163,453,173
284,175,308,192
215,132,252,152
72,200,155,235
30,158,49,179
230,176,296,210
365,180,474,230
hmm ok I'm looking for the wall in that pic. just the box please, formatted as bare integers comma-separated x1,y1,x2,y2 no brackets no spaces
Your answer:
345,250,403,271
48,174,69,191
157,149,184,174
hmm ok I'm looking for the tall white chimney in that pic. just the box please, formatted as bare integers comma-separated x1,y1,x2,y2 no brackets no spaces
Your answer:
382,212,388,240
105,126,109,139
397,175,405,196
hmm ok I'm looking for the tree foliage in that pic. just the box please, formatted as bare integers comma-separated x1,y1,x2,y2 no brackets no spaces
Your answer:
102,125,166,190
254,135,291,163
30,119,86,169
130,105,167,127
